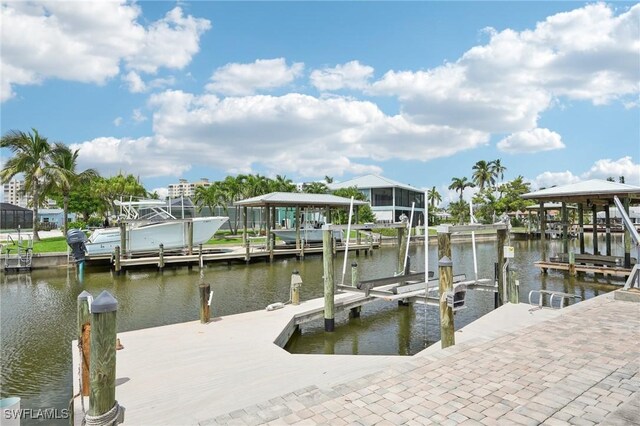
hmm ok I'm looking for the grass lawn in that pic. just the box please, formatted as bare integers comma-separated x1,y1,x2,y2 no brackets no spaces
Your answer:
1,236,69,254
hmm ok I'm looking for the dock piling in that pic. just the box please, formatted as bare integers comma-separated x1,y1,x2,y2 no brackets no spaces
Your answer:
199,283,211,323
114,246,121,275
88,291,123,424
439,256,455,349
198,243,203,270
291,270,302,305
497,228,507,306
77,291,92,397
158,243,164,270
323,227,335,332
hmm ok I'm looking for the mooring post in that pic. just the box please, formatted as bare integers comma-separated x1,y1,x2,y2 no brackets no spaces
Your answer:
198,243,204,269
187,219,194,256
158,243,164,270
291,270,302,305
114,246,121,275
592,204,599,254
539,202,546,260
199,283,211,323
77,291,92,397
89,291,122,423
322,227,335,332
605,204,612,256
295,206,301,253
368,233,373,255
437,226,452,259
497,228,507,306
119,222,127,258
439,256,454,349
508,270,519,304
244,206,250,263
351,262,359,287
569,251,576,276
562,202,569,254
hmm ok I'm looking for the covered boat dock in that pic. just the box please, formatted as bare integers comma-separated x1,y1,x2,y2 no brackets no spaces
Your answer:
522,179,640,278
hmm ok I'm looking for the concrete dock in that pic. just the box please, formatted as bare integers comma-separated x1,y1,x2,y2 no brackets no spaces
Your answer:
72,292,639,425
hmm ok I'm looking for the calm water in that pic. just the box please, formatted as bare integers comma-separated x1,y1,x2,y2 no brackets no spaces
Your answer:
0,236,625,424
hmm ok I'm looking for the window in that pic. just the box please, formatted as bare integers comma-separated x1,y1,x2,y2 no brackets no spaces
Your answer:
371,188,393,206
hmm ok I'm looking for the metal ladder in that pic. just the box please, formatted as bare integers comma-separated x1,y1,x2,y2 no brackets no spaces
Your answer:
528,290,582,309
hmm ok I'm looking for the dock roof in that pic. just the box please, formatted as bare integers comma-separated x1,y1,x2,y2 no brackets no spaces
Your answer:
234,192,368,208
522,179,640,205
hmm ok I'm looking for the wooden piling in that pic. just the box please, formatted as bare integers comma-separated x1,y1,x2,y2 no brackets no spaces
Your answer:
351,262,359,287
539,202,546,260
77,291,92,397
562,202,569,254
508,270,519,304
578,203,585,254
439,256,454,349
569,251,576,276
158,244,164,270
199,244,203,269
592,204,598,254
497,228,507,306
199,283,211,324
437,226,451,260
295,206,301,253
89,291,118,418
244,207,250,262
187,220,193,256
114,246,121,275
322,228,335,332
291,270,301,305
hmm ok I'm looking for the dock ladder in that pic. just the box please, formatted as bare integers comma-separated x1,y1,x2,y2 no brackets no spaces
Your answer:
528,290,581,310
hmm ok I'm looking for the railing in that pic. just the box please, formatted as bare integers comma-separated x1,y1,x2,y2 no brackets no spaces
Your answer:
528,290,582,309
623,264,640,290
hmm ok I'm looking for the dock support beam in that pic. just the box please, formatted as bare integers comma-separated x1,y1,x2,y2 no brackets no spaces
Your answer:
243,206,250,262
605,204,612,256
295,206,301,253
539,202,546,260
158,244,164,270
562,202,569,254
77,291,92,397
497,228,507,306
187,220,193,256
592,204,598,255
323,228,335,332
89,291,121,422
114,246,121,275
439,256,454,349
578,203,585,254
119,222,127,258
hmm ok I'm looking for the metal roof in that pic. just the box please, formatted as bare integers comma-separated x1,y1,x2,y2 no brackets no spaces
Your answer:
522,179,640,204
0,203,31,212
234,192,368,208
524,203,577,210
327,174,422,192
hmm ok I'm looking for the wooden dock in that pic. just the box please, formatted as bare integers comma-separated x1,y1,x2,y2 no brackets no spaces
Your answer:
86,242,378,271
535,261,632,277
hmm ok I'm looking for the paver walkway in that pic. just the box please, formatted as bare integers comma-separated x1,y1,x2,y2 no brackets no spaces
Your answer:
207,294,640,425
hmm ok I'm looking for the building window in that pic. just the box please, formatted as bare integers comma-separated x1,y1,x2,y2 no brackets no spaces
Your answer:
372,188,393,206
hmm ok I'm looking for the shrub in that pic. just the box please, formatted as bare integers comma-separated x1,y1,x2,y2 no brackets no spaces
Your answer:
67,220,87,230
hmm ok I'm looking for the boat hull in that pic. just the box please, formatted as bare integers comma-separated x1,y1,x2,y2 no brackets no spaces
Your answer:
85,217,228,255
272,229,343,244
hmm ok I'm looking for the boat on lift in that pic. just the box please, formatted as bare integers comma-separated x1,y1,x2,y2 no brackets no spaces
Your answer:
78,199,228,256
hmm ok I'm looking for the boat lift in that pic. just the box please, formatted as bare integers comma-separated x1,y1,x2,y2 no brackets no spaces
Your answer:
2,227,34,273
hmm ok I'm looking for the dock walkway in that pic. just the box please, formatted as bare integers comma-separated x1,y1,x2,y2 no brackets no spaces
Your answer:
73,293,639,425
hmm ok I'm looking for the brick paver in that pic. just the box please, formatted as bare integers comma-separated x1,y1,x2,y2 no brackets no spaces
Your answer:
206,294,640,425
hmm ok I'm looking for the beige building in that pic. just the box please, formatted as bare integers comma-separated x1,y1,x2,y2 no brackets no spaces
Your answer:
167,178,211,198
2,180,29,207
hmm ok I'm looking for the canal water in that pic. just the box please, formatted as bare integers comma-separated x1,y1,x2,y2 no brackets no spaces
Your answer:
0,236,625,424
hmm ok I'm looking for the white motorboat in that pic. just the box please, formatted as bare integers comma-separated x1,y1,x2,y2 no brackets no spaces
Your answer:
82,199,228,256
272,227,343,245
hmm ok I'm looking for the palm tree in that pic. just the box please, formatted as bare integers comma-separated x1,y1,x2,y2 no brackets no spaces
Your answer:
271,175,296,192
1,129,53,241
324,176,334,184
448,177,475,202
472,160,494,191
46,143,98,235
303,181,329,194
427,186,442,209
489,159,507,187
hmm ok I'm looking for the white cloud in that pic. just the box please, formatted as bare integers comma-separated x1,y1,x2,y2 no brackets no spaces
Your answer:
369,3,639,133
113,117,123,127
71,136,191,178
206,58,304,96
151,187,169,199
582,156,640,185
534,171,581,189
132,109,147,123
310,60,374,91
1,3,209,101
497,128,565,153
123,71,146,93
533,156,640,189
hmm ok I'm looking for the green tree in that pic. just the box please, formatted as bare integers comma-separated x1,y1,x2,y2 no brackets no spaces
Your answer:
427,186,442,209
448,177,475,202
324,175,334,184
332,186,368,224
50,179,105,222
45,143,99,234
448,200,470,225
94,174,147,216
606,177,615,182
472,160,494,191
619,176,625,184
489,159,507,188
1,129,54,241
303,181,329,194
494,176,532,214
270,174,296,192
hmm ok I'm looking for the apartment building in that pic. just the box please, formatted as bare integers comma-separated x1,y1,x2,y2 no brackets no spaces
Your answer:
167,178,211,198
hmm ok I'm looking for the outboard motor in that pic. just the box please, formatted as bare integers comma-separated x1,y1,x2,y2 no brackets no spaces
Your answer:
67,229,88,262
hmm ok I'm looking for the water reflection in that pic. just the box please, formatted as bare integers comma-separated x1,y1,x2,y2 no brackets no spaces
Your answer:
0,236,625,424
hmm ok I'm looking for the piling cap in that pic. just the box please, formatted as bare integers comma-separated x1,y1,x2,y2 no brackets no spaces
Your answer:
91,290,118,313
439,256,453,267
292,270,299,275
77,290,92,301
351,262,358,267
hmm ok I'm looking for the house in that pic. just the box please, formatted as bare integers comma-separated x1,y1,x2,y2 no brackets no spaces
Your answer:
327,175,425,225
0,203,33,230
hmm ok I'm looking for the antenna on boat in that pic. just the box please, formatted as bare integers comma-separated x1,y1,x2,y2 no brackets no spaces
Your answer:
341,196,355,285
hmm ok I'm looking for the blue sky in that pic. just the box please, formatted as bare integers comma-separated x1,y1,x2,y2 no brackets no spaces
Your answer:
1,1,639,202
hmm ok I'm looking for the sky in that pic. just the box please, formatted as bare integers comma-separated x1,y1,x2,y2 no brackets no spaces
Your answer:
1,1,639,204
